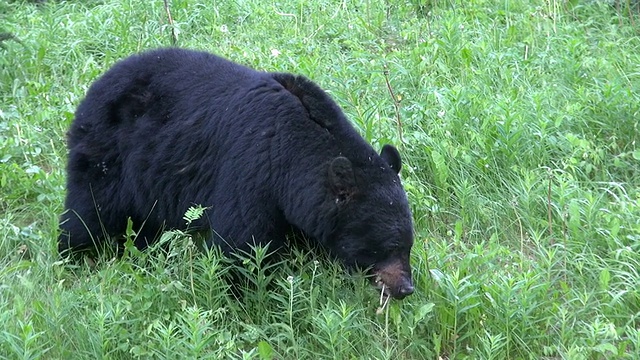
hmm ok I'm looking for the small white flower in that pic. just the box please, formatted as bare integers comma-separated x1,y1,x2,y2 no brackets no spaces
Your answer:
271,48,281,57
220,25,228,33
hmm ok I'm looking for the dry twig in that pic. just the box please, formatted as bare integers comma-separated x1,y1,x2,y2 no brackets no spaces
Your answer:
163,0,178,45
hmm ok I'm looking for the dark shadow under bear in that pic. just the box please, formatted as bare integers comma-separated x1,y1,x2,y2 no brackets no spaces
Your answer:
59,48,415,299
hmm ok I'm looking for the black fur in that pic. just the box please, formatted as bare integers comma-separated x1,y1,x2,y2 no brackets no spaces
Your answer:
59,48,415,299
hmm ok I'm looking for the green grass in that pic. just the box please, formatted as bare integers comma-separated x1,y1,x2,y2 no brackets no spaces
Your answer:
1,0,639,358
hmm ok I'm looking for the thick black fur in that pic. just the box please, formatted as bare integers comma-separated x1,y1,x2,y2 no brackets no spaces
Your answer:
59,48,415,299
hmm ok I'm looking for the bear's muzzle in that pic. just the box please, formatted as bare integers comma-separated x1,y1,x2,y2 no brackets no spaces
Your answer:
372,258,414,300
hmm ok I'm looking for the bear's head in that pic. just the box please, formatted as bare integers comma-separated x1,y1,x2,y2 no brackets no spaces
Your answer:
326,144,414,300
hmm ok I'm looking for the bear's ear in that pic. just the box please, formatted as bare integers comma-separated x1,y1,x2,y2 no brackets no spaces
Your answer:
380,144,402,174
329,157,357,203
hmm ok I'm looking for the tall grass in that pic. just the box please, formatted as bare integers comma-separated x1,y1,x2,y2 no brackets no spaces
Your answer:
1,0,639,358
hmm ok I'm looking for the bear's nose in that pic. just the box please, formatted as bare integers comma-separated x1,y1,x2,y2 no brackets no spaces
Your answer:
396,284,414,299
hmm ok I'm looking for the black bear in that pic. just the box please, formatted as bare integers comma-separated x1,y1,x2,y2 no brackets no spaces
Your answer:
58,48,414,299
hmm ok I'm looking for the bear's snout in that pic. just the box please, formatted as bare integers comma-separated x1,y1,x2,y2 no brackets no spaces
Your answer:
373,258,414,300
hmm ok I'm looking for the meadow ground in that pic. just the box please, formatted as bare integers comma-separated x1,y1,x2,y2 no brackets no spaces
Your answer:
1,0,639,358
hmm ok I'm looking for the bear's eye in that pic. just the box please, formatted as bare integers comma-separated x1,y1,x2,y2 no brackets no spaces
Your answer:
358,249,379,264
